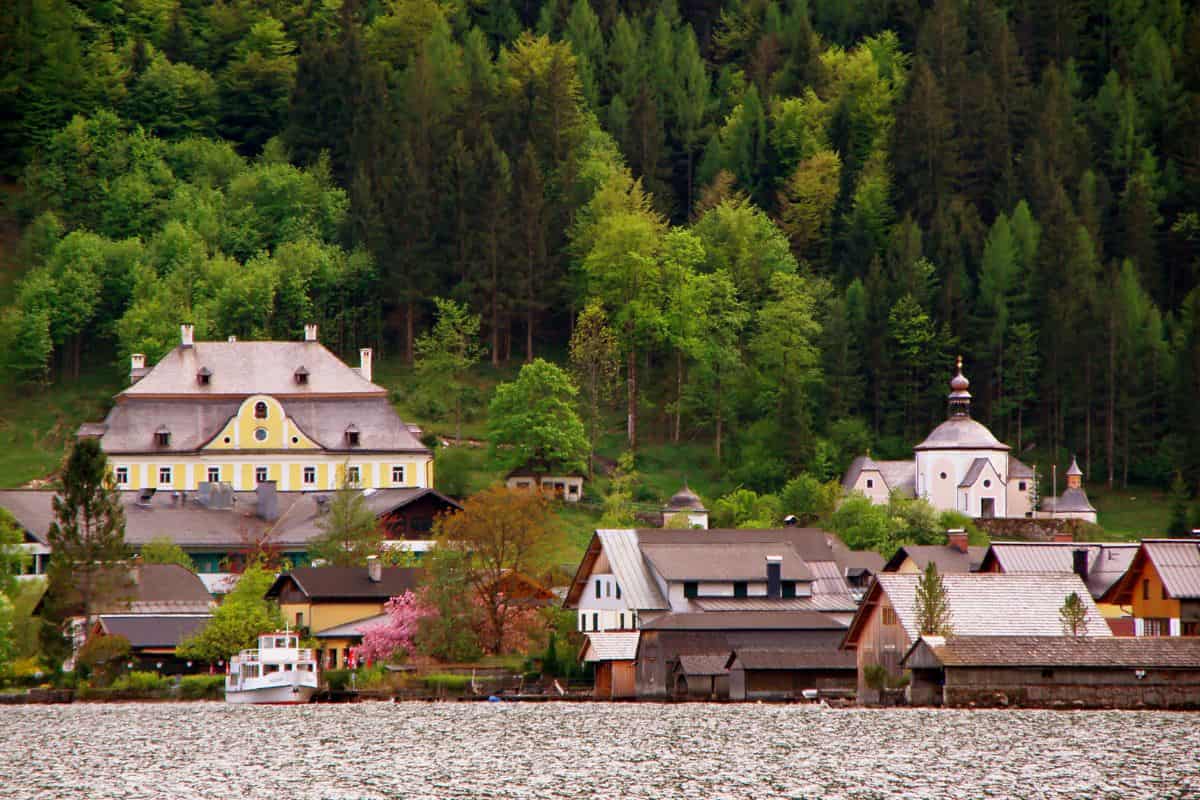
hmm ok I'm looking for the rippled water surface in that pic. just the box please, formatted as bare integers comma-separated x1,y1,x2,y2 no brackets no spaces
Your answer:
1,702,1197,799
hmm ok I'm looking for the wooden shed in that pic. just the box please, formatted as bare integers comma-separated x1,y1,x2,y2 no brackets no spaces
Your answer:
672,654,730,699
581,632,639,699
902,635,1200,709
726,648,857,701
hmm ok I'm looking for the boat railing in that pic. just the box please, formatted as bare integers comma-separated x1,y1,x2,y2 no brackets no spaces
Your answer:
234,648,315,663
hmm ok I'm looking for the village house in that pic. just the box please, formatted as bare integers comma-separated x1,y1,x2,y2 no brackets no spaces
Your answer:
78,323,431,493
0,483,460,594
902,635,1200,709
1099,540,1200,637
841,573,1110,704
564,527,880,699
980,541,1138,631
881,529,986,574
264,558,422,669
505,463,584,503
842,359,1037,519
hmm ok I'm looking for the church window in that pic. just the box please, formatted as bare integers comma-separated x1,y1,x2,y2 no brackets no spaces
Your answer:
1018,481,1027,491
291,436,299,444
254,427,268,442
255,466,269,483
223,436,231,444
115,467,129,486
983,479,991,488
866,479,874,488
207,467,220,483
303,466,316,485
254,401,268,419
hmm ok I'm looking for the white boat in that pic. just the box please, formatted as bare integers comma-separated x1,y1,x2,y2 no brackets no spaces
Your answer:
225,630,319,704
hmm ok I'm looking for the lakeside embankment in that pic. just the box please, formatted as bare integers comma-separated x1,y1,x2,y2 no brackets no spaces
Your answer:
1,702,1196,800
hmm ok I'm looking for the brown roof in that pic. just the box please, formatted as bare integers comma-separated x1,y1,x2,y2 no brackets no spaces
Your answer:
640,543,814,582
676,653,730,676
728,648,856,670
123,564,214,612
883,545,986,574
641,611,845,631
905,635,1200,669
97,614,212,649
266,566,423,601
120,340,384,398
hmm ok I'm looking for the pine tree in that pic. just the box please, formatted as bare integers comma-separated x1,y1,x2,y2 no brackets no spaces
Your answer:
43,438,130,639
914,562,953,636
1059,591,1089,636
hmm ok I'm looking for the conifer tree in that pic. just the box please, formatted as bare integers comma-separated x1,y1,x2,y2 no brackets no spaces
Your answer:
914,562,953,636
1059,591,1089,637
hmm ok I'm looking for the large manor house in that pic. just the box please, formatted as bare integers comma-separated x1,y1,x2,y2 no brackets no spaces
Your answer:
79,324,432,493
841,359,1096,523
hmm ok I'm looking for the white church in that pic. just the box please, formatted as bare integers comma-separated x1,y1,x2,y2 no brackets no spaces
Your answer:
842,359,1095,522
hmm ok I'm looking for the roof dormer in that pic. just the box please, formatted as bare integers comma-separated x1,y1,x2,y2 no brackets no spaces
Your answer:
197,366,212,386
294,366,309,385
155,425,171,447
345,424,360,446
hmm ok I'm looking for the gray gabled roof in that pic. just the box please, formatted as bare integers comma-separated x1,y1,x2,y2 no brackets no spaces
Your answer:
1040,487,1096,514
120,340,384,398
958,457,1000,488
1143,540,1200,599
596,530,668,610
640,542,813,582
97,614,212,649
982,542,1137,598
582,632,640,661
841,456,916,496
883,545,986,574
871,573,1110,641
1008,456,1036,479
266,567,422,601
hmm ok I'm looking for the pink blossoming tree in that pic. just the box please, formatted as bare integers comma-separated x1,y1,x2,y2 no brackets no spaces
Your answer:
353,591,428,664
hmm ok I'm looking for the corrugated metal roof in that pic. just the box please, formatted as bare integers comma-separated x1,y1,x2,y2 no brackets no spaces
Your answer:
874,573,1111,641
807,560,849,596
906,635,1200,669
1145,541,1200,599
596,530,667,610
693,594,858,614
582,632,640,661
984,542,1137,598
642,611,845,631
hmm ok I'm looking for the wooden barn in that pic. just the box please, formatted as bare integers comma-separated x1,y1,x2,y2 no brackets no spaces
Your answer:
581,632,639,699
726,648,856,700
902,635,1200,709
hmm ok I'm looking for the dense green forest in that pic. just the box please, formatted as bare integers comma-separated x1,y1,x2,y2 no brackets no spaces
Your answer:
1,0,1199,497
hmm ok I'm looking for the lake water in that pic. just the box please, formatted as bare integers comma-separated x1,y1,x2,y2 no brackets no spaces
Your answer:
0,702,1196,800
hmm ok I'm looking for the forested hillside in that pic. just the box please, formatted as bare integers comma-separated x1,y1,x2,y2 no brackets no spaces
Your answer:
1,0,1199,497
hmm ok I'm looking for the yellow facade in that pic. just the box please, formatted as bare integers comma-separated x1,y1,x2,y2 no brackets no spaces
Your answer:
1125,561,1181,620
106,394,431,493
280,601,387,634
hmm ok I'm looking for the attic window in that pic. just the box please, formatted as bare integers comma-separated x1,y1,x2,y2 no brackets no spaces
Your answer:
294,366,309,385
254,401,268,419
345,425,360,446
197,367,212,386
866,479,874,488
155,427,171,447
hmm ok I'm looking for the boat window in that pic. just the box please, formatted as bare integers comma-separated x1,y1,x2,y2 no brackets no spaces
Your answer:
265,664,279,674
284,664,293,671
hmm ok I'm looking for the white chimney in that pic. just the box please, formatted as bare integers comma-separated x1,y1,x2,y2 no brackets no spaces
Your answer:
228,335,237,343
359,348,373,382
304,323,318,342
131,353,145,371
367,555,381,583
180,323,194,348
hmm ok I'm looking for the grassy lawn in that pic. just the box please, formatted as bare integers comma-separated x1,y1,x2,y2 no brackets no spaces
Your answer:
0,368,121,488
1090,483,1173,539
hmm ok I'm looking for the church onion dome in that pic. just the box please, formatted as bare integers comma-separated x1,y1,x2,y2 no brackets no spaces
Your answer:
665,482,706,512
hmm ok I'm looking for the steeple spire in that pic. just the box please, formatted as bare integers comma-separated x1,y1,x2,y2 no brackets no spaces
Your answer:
948,356,971,418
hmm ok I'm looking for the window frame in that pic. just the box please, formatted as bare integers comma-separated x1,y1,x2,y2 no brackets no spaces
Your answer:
158,466,172,486
115,466,129,486
303,466,316,485
207,467,220,483
255,466,269,484
346,465,361,486
391,465,405,485
254,401,268,419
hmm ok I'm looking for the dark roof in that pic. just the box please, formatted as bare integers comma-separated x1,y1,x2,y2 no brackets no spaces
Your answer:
641,611,845,631
676,653,730,676
124,564,214,611
728,648,856,670
1040,487,1096,514
637,528,846,564
640,542,814,582
904,635,1200,669
0,488,458,550
882,545,986,574
266,566,423,601
97,614,212,649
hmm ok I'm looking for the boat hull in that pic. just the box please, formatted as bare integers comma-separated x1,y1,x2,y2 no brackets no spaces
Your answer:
225,683,317,705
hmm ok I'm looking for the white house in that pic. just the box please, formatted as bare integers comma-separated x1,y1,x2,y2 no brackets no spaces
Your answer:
842,359,1036,519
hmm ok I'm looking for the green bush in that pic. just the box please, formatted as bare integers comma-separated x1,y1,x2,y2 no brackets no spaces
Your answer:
111,671,170,692
179,674,225,700
423,673,471,691
325,668,352,691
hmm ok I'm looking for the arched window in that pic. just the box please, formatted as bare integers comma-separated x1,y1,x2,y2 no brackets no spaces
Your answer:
254,401,268,419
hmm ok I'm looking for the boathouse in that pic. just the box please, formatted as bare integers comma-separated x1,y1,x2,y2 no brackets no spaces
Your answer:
726,648,856,700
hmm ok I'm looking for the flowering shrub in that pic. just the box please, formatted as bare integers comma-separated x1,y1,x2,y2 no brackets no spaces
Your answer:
353,591,429,664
